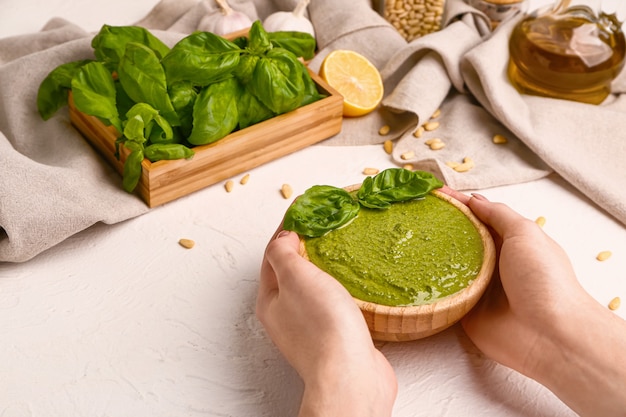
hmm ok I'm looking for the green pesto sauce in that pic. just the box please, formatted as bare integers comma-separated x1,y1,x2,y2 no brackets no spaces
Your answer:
305,194,484,306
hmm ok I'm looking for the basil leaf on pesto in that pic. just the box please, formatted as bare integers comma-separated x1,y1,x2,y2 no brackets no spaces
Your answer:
283,185,360,237
357,168,443,209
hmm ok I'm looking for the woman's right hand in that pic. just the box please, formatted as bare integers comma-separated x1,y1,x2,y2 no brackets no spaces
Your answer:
458,192,626,416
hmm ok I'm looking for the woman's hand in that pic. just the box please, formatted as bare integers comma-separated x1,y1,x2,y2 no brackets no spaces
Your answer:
455,191,626,416
256,229,397,417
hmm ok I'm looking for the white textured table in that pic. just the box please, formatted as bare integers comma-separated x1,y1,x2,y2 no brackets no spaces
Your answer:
1,1,625,416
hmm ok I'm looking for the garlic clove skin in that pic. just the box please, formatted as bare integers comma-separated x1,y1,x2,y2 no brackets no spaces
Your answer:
263,12,315,37
198,0,253,36
198,11,252,35
262,0,315,38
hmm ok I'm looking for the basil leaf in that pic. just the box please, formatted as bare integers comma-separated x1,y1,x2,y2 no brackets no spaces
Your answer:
247,20,272,56
232,36,248,49
268,31,316,60
114,81,136,120
283,185,360,237
168,81,198,139
118,42,179,126
357,168,443,209
37,59,93,120
237,88,274,129
234,54,260,86
71,61,122,133
249,47,304,114
92,25,170,67
161,31,241,87
300,68,325,107
187,77,240,145
144,143,194,162
122,143,144,193
122,103,173,145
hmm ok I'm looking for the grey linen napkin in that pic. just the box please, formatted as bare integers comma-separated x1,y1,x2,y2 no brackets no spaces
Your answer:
0,0,624,262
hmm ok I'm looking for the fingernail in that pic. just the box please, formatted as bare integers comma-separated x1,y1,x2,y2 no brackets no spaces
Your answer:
276,230,291,239
471,193,489,202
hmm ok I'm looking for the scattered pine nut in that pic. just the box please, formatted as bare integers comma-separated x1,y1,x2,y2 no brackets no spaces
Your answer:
431,108,441,119
596,250,612,261
535,216,546,227
281,184,293,199
379,124,391,136
493,134,508,144
608,296,621,311
413,126,424,138
430,141,445,150
178,238,195,249
423,121,440,131
401,150,415,160
363,167,380,175
425,138,445,150
453,157,475,173
403,164,414,171
445,161,460,169
383,140,393,154
225,180,234,192
240,173,250,185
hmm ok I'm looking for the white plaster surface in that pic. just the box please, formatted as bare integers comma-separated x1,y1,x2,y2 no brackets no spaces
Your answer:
1,1,625,416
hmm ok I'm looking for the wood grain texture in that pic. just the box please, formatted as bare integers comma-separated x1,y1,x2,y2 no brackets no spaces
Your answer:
299,187,496,342
69,69,343,207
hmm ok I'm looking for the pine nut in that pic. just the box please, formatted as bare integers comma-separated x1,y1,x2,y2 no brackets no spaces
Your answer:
281,184,293,199
431,108,441,119
535,216,546,227
423,121,440,131
413,126,424,138
425,138,445,150
609,296,621,311
596,251,612,261
240,173,250,185
225,180,234,192
382,0,445,41
453,157,475,172
363,167,380,175
178,238,195,249
401,151,415,160
403,164,414,170
445,161,460,169
493,134,508,144
379,124,391,135
383,140,393,154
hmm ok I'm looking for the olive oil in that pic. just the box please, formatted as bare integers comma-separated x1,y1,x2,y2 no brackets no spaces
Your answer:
508,7,625,104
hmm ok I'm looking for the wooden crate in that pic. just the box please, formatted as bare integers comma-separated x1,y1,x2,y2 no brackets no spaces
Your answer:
68,69,343,207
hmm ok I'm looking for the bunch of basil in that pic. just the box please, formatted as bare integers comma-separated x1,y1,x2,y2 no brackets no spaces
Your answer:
283,169,444,237
37,21,322,192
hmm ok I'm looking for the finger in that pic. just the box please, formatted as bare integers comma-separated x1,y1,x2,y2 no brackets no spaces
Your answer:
257,231,296,318
468,195,535,240
438,185,470,205
265,231,316,292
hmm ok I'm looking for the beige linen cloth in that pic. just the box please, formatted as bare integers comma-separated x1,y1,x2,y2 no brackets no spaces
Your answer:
0,0,624,262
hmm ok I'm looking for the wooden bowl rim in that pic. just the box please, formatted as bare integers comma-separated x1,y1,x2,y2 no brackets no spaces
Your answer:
299,184,496,316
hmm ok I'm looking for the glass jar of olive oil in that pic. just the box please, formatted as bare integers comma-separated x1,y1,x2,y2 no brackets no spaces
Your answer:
508,0,625,104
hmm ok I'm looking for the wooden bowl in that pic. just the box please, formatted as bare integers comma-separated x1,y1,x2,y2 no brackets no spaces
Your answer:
299,187,496,342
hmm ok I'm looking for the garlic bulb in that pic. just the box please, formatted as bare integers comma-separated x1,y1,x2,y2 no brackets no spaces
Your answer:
262,0,315,38
198,0,253,36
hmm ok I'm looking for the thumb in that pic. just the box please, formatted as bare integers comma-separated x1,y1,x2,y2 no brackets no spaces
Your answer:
265,230,304,274
257,230,302,321
468,194,532,240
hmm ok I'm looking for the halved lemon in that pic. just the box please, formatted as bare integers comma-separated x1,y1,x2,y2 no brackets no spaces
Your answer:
319,50,384,117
